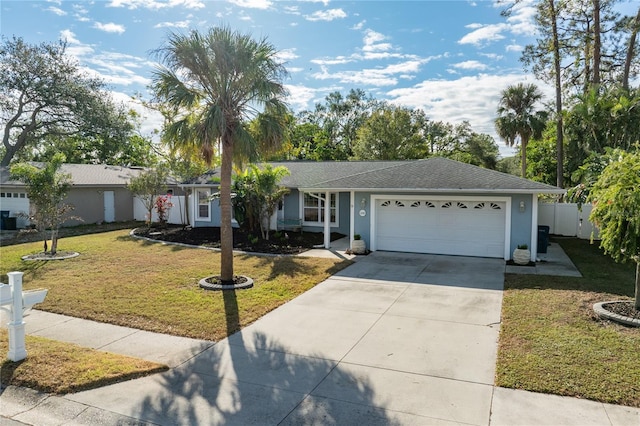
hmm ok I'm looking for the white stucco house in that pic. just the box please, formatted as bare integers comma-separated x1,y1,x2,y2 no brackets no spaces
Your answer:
181,157,565,262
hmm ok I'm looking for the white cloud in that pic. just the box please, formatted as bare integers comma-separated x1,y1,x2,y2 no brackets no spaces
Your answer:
458,23,507,46
58,30,95,56
506,44,523,52
504,0,537,36
311,56,353,65
285,84,318,110
351,20,366,30
94,22,126,34
107,0,205,10
305,8,347,22
111,91,165,137
275,48,299,62
452,60,489,71
154,20,191,28
479,53,504,61
60,29,80,45
386,73,552,156
312,59,425,87
362,29,392,53
299,0,330,5
58,33,153,89
228,0,272,9
46,6,67,16
283,6,300,15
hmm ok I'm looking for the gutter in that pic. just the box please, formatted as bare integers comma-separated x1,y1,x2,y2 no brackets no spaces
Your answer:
298,187,566,195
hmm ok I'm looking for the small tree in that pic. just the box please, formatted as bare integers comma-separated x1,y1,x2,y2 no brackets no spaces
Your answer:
231,169,259,234
231,165,289,239
128,168,169,227
588,150,640,309
251,164,290,240
10,153,77,255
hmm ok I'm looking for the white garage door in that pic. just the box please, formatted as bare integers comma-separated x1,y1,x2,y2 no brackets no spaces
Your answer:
374,198,506,258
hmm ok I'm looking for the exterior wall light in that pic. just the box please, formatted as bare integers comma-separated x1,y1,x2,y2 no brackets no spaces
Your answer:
519,201,526,212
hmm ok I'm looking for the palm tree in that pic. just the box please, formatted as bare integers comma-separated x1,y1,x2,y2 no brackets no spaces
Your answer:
495,83,548,178
152,27,289,284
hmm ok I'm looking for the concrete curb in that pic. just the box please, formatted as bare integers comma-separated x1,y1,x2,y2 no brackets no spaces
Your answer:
593,301,640,327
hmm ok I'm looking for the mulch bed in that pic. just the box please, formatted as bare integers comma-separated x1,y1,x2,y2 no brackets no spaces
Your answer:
134,225,345,255
602,301,640,321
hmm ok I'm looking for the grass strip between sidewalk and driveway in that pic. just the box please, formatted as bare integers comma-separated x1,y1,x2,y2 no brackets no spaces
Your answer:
0,328,168,394
497,238,640,408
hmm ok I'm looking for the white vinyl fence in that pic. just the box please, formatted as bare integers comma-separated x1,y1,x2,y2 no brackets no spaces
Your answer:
538,202,600,240
134,195,189,225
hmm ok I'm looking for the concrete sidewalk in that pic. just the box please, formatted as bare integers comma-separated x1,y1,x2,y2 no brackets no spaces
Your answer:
1,251,639,425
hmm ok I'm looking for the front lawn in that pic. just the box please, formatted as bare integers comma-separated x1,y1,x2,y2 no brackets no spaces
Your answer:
496,238,640,407
0,229,351,341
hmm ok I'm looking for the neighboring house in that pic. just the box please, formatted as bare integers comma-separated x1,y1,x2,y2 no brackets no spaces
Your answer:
0,163,180,228
181,157,565,262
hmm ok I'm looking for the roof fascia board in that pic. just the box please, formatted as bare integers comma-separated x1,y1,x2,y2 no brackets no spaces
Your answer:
298,187,566,195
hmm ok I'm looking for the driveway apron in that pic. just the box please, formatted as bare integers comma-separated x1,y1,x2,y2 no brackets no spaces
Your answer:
66,252,505,425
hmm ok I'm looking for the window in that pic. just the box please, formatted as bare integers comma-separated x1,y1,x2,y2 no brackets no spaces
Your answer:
196,189,211,220
303,192,337,225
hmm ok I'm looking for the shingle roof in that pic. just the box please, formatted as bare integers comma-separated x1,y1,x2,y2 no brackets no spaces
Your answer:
268,161,407,188
298,157,563,193
0,164,176,187
198,158,563,194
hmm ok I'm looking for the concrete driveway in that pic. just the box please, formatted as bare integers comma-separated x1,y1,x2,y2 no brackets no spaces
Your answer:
65,252,504,425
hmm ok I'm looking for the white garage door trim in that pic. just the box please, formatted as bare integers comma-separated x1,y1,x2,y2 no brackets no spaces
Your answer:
370,195,512,259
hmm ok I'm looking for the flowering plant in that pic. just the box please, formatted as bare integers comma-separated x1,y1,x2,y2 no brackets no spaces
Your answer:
155,194,173,227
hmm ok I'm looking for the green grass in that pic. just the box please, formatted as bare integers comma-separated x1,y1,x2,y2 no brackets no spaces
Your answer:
0,328,168,394
497,237,640,407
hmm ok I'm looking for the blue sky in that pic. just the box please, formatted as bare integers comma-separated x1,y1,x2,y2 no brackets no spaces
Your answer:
2,0,637,157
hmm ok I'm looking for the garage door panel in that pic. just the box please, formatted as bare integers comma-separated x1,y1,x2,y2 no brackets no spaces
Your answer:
375,198,506,258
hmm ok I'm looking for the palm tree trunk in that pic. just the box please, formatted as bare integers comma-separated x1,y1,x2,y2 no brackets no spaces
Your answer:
521,137,528,178
622,7,640,92
592,0,601,88
549,0,564,188
220,136,234,284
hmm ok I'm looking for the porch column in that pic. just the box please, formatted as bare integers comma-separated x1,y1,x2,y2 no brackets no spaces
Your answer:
324,191,331,249
349,191,355,244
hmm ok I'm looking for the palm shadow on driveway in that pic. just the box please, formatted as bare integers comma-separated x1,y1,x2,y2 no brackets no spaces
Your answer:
131,288,400,425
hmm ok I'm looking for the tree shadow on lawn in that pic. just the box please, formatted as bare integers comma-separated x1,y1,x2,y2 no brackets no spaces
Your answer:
506,238,636,298
246,254,351,281
131,288,400,426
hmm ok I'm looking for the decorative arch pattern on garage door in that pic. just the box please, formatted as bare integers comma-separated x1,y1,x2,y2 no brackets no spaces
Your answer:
371,196,510,258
